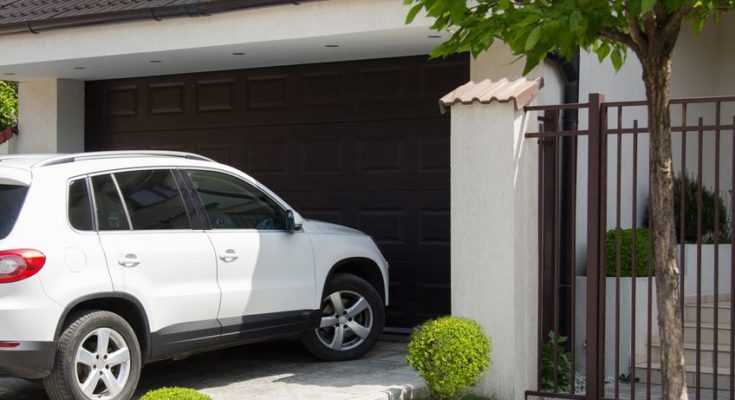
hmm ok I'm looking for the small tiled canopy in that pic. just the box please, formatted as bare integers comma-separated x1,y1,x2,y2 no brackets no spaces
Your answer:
439,77,544,113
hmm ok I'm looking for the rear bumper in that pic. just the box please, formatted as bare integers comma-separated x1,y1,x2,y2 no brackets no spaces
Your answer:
0,341,56,379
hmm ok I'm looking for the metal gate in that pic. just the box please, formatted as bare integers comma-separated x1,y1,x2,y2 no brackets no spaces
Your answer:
525,93,735,400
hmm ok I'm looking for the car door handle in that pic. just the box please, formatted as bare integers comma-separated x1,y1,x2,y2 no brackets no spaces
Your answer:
118,253,141,268
219,249,239,263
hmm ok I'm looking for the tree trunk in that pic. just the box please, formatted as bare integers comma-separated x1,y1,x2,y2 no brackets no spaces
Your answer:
642,55,688,400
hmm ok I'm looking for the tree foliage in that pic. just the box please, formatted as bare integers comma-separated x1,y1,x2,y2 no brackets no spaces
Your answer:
0,81,18,130
405,0,732,74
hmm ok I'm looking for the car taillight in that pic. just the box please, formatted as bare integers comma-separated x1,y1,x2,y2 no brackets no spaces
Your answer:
0,249,46,284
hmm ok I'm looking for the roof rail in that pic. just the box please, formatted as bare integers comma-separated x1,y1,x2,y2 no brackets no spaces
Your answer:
0,154,56,162
33,151,215,168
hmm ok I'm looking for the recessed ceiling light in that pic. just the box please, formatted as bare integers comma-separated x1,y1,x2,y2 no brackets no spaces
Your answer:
3,72,15,76
232,52,246,56
149,60,162,63
324,44,339,48
73,67,85,70
428,35,442,39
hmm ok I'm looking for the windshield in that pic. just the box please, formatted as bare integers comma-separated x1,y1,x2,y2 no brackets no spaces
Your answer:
0,184,28,239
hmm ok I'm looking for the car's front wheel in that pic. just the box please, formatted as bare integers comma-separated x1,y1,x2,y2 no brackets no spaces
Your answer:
43,310,141,400
302,273,385,361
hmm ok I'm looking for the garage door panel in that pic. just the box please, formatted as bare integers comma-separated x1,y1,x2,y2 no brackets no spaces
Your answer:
86,55,468,329
282,190,449,264
87,55,468,137
196,78,236,112
388,263,450,327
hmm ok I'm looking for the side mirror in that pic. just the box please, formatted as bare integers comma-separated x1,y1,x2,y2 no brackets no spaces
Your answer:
285,210,296,232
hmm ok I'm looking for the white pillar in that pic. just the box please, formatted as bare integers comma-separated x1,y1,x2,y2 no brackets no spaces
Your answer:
17,79,84,154
450,100,539,400
0,137,14,154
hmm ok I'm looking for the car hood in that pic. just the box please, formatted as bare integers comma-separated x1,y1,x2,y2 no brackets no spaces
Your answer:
302,219,366,236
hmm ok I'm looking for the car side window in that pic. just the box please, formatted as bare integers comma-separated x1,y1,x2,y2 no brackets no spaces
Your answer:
114,169,191,230
91,174,130,231
68,178,93,231
185,170,286,230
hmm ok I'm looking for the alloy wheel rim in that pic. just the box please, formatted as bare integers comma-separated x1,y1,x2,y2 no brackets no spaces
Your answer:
316,290,373,351
74,327,131,400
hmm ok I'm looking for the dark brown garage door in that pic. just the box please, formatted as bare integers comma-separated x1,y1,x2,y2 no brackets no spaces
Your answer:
85,54,469,329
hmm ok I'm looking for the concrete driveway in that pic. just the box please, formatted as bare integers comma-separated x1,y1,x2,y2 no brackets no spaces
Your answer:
0,337,425,400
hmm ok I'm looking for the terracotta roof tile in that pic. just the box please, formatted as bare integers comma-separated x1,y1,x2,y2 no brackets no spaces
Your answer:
439,77,544,113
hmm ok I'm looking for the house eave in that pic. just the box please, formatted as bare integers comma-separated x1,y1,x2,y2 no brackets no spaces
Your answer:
0,0,317,36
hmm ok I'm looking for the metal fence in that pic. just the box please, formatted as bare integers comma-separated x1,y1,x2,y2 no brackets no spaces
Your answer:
524,93,735,400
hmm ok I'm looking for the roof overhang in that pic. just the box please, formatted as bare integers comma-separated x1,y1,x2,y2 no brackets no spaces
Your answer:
0,0,315,36
0,0,449,81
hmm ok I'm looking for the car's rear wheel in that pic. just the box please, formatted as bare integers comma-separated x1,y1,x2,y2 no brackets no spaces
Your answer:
44,310,141,400
302,273,385,361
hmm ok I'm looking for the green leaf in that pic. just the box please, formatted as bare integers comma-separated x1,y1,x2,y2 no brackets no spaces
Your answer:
596,42,611,62
405,3,424,24
641,0,657,15
611,47,624,70
525,25,542,51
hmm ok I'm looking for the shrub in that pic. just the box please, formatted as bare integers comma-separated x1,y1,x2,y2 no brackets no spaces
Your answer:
540,331,575,393
605,228,653,277
140,387,212,400
0,81,17,130
644,174,730,244
407,316,491,400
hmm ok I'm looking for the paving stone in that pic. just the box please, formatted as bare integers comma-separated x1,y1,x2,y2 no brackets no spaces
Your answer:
0,339,425,400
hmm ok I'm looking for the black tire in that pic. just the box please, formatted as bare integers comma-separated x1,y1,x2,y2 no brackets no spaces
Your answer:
43,310,142,400
302,273,385,361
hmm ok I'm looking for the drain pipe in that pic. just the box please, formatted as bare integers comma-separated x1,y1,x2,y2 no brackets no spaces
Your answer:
546,51,580,347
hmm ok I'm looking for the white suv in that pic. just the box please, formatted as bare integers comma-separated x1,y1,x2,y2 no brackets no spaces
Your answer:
0,151,388,400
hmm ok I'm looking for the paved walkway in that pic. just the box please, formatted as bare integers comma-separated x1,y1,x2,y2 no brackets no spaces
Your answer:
0,338,426,400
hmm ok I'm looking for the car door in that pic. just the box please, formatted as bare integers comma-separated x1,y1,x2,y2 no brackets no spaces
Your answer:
93,169,221,349
182,169,316,335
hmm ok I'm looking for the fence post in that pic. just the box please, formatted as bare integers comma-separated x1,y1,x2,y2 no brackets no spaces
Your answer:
585,93,606,400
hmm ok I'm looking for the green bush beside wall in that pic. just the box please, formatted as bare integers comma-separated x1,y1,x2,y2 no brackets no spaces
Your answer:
605,228,653,277
407,316,491,400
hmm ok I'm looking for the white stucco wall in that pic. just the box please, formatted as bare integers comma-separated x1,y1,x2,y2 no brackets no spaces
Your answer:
17,79,84,154
448,45,560,400
0,138,13,154
450,100,539,400
471,42,565,105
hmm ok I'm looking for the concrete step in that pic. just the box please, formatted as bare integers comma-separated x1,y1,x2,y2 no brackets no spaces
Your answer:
684,301,732,325
634,362,734,390
646,342,733,369
683,322,732,346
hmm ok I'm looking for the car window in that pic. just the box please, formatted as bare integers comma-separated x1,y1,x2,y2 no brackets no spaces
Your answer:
68,179,93,231
185,170,285,230
114,169,191,230
0,184,28,239
92,174,131,231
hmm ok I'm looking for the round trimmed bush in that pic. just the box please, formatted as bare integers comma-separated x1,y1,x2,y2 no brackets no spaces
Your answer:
407,316,491,400
140,387,212,400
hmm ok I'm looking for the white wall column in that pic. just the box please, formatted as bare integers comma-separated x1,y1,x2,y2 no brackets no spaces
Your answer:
448,97,539,400
0,136,14,154
17,79,84,154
